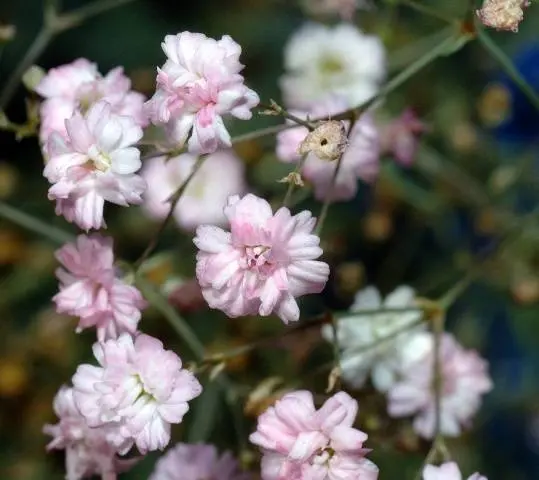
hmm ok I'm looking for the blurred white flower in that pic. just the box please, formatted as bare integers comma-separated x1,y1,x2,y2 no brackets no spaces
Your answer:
280,23,386,108
322,285,425,391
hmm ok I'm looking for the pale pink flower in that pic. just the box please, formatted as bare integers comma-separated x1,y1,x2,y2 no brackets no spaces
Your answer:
145,32,259,154
303,0,370,20
43,100,146,230
250,390,379,480
193,194,329,323
276,97,380,201
72,333,202,454
281,23,386,108
388,333,493,439
53,234,146,341
423,462,487,480
381,109,427,167
149,443,251,480
142,149,246,231
44,386,138,480
36,58,147,146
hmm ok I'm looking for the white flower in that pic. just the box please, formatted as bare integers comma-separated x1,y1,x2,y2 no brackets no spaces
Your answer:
322,285,424,391
280,23,386,108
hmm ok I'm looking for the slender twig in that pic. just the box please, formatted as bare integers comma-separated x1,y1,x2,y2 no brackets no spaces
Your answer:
0,0,138,109
401,0,459,24
0,200,74,244
134,154,208,270
260,102,316,130
476,22,539,114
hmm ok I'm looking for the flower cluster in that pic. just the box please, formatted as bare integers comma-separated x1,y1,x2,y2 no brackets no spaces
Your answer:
194,193,330,323
44,386,139,480
43,101,146,230
142,149,246,231
36,58,147,149
53,234,146,341
72,333,202,454
149,443,251,480
145,32,259,154
250,390,379,479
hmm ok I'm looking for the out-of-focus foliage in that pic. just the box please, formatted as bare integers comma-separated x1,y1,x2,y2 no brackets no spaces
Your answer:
0,0,538,478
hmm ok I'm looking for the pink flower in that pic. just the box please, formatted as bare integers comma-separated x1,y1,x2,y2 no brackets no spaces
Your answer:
381,109,427,167
43,100,146,230
388,333,493,439
53,234,146,341
423,462,487,480
303,0,369,21
249,390,379,480
149,443,251,480
142,149,246,231
72,333,202,454
193,194,330,323
276,97,380,201
37,58,147,146
145,32,259,154
43,386,138,480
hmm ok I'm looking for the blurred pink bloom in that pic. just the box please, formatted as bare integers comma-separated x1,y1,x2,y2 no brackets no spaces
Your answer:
381,109,427,167
250,390,379,480
44,101,146,230
423,462,487,480
44,386,138,480
142,150,246,231
72,333,202,454
53,234,146,341
145,32,259,154
303,0,369,20
37,58,147,146
276,97,380,201
388,333,493,439
149,443,251,480
193,194,329,323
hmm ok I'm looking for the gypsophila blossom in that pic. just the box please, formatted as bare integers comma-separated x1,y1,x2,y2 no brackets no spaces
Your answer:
193,194,330,323
322,285,425,392
276,97,380,201
380,109,427,167
53,234,146,341
43,100,146,230
72,333,202,454
388,332,493,439
476,0,530,33
142,149,246,231
302,0,370,20
149,443,251,480
423,462,487,480
145,32,259,154
280,23,385,108
44,386,138,480
36,58,147,148
250,390,379,480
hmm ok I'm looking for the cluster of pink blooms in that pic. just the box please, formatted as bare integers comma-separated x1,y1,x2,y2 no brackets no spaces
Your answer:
423,462,487,480
149,443,251,479
145,32,259,154
53,234,146,341
276,96,380,201
250,390,379,479
194,193,330,323
387,332,493,439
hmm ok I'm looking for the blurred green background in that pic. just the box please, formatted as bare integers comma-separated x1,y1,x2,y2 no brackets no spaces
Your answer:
0,0,539,478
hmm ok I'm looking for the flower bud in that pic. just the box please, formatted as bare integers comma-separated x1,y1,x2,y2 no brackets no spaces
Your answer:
298,120,348,161
476,0,530,33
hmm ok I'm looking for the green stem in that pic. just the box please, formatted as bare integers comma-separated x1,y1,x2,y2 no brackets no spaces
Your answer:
282,154,308,207
0,200,74,244
401,0,458,24
476,22,539,114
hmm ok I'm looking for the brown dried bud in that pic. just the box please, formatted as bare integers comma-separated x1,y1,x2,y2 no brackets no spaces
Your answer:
476,0,530,33
278,171,304,187
298,120,347,161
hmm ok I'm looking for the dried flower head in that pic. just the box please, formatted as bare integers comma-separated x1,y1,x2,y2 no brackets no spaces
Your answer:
476,0,530,33
298,120,347,161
